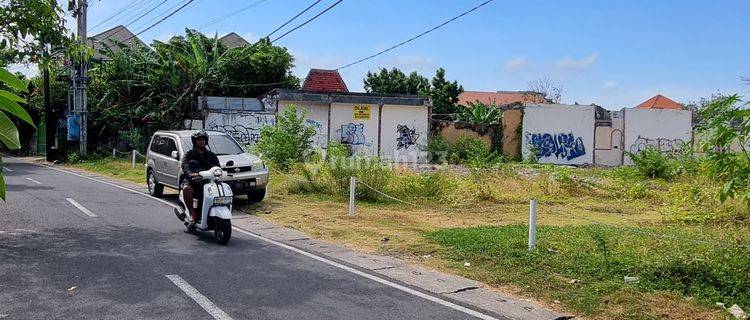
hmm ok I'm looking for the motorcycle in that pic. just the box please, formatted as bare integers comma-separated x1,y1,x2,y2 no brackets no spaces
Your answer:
174,160,234,245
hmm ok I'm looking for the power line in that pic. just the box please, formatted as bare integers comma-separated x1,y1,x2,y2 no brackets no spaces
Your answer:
198,0,271,30
132,0,195,38
125,0,171,29
88,0,147,33
271,0,343,44
131,0,191,33
265,0,323,38
336,0,494,70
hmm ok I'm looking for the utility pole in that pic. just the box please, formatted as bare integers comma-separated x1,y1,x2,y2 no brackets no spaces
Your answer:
43,51,54,162
74,0,88,155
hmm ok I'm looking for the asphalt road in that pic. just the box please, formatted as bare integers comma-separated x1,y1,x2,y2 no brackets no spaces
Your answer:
0,157,497,320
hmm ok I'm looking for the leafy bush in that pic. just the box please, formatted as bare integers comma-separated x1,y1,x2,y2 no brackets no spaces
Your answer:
254,105,316,171
325,141,351,160
66,152,82,164
627,146,675,179
424,135,451,164
454,101,502,125
451,135,503,167
696,94,750,206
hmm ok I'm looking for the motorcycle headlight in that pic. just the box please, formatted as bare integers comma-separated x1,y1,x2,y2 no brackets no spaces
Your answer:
213,168,223,177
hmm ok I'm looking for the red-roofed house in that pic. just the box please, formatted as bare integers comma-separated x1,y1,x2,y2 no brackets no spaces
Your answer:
302,69,349,93
458,90,546,106
636,94,683,110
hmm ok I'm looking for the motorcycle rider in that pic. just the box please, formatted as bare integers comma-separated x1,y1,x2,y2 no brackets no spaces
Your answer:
181,130,220,225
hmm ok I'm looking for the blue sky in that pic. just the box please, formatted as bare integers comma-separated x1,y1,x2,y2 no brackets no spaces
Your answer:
27,0,750,109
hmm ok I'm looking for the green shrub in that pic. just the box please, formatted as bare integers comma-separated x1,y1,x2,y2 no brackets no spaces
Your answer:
325,141,351,160
627,147,675,179
254,105,316,171
326,156,393,201
454,101,503,125
424,135,451,164
66,152,82,164
452,135,503,167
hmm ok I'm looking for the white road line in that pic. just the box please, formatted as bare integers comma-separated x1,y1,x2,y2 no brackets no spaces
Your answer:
165,275,233,320
16,157,499,320
65,198,98,217
26,178,42,185
232,227,500,320
3,167,12,172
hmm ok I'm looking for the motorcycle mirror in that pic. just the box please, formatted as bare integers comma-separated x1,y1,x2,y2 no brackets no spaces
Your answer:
225,160,234,167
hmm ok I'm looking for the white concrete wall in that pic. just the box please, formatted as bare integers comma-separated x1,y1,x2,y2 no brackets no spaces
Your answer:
278,100,329,149
623,108,692,164
203,112,276,147
330,103,380,156
522,104,595,165
379,104,429,163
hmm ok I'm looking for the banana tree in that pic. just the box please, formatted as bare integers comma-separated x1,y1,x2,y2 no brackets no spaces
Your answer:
455,101,503,125
0,68,34,200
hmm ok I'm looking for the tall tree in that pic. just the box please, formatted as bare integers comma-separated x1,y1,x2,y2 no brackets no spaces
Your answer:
430,68,463,115
363,68,430,95
363,67,463,116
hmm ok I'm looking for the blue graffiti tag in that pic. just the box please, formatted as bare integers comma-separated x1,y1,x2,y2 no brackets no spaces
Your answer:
341,123,367,145
526,133,586,160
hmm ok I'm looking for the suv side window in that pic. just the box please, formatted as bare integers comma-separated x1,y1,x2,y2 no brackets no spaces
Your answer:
164,138,178,157
150,136,164,154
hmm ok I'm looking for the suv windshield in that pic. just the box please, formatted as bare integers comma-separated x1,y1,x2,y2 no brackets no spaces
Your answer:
180,134,244,156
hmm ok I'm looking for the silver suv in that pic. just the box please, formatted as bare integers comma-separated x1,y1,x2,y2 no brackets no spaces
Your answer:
145,130,268,202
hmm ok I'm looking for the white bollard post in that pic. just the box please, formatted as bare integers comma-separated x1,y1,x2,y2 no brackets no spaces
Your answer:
132,150,136,168
529,199,537,251
112,148,116,158
348,176,356,217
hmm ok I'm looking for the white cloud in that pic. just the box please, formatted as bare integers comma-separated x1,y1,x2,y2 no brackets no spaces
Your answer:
503,57,532,72
555,53,598,70
604,80,618,88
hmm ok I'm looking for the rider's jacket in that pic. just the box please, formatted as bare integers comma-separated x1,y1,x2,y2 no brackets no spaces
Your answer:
181,148,220,178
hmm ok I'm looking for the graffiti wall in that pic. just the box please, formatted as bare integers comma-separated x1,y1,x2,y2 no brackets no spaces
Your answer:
329,103,380,157
623,108,692,165
380,104,429,162
522,104,595,165
277,101,329,149
203,112,276,147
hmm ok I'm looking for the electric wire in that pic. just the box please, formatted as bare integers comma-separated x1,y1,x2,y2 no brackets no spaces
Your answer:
265,0,323,38
271,0,343,43
198,0,271,30
336,0,494,70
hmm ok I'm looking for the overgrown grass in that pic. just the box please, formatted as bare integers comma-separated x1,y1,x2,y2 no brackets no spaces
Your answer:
68,158,145,184
424,224,749,317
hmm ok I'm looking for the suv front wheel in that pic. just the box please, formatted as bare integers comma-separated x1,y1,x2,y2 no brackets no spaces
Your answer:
147,168,164,197
246,188,266,203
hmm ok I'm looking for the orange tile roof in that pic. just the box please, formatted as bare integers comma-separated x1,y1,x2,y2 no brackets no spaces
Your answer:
458,91,545,106
302,69,349,93
636,94,682,110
